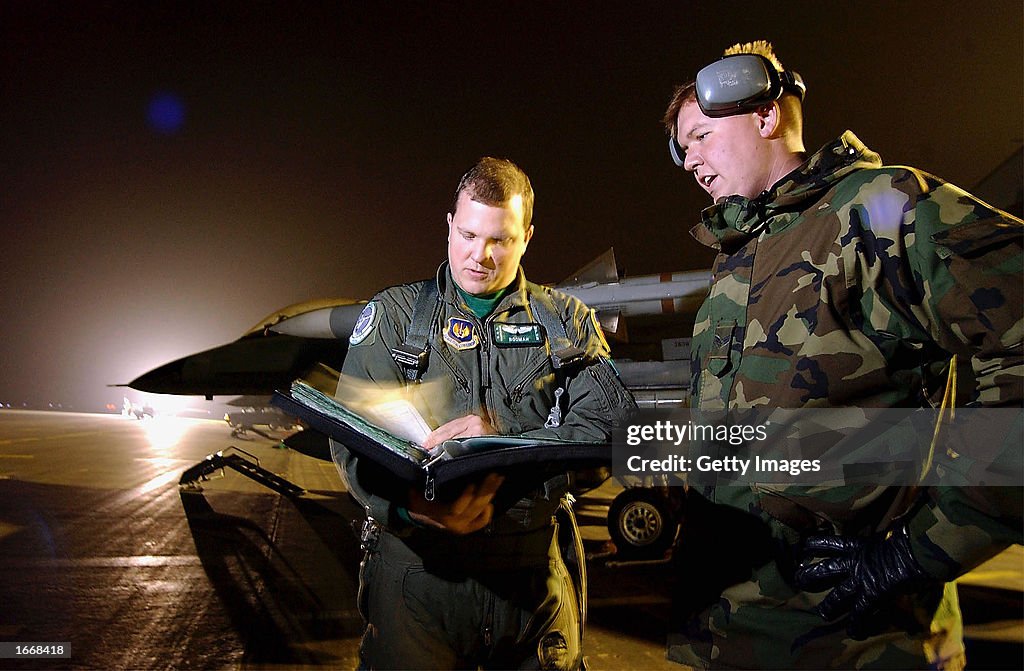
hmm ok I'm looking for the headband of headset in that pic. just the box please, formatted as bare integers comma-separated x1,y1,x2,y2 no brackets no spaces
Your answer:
669,53,806,166
696,53,805,117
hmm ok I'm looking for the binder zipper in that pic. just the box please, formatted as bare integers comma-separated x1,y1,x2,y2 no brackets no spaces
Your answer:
420,447,454,501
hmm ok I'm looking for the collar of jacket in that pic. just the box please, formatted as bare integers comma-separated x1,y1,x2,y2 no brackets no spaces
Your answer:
690,130,883,252
434,261,530,316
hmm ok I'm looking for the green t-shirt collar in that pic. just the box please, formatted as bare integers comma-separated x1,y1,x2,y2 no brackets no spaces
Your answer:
455,284,512,319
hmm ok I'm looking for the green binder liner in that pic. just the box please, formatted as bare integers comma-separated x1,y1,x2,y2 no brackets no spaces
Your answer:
272,380,611,500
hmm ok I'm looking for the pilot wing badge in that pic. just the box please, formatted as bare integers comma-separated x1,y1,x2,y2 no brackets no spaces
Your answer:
349,302,378,346
444,317,479,351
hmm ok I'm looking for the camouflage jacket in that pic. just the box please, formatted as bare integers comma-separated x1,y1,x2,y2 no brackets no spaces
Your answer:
335,264,635,545
673,131,1023,669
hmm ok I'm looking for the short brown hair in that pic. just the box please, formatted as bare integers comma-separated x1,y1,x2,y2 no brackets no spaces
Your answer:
662,81,697,138
451,157,534,229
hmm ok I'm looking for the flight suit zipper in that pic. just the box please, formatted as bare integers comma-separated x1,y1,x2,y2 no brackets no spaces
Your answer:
482,590,495,649
479,315,492,394
473,309,497,430
434,344,470,394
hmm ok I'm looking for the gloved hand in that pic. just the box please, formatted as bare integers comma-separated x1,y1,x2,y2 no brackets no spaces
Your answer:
794,524,929,638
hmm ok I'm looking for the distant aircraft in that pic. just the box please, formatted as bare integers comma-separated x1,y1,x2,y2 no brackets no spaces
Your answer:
121,396,155,420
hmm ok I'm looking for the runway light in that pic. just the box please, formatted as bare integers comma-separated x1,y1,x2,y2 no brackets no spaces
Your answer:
141,415,191,452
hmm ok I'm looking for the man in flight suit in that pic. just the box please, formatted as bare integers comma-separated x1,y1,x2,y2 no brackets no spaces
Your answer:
333,156,636,669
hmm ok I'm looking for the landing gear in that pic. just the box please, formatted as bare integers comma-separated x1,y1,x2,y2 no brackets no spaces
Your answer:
608,487,678,560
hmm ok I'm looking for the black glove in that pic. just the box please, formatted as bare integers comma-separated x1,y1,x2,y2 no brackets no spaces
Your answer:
793,524,929,638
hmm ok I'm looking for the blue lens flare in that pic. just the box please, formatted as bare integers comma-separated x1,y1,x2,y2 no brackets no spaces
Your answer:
147,92,186,134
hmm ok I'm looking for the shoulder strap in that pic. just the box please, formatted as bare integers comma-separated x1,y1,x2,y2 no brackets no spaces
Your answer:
529,289,586,371
391,280,440,381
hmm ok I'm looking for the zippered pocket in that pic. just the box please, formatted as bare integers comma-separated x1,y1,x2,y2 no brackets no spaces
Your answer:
510,356,554,404
433,345,470,394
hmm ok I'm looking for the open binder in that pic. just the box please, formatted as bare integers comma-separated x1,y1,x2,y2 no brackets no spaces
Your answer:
272,379,612,500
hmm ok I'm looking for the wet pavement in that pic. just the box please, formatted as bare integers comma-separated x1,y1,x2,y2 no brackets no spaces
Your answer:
0,410,1019,670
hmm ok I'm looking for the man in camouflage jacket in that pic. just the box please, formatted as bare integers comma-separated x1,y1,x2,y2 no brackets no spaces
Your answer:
661,41,1022,669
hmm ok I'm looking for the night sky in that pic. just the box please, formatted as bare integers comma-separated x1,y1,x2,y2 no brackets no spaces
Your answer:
1,2,1021,414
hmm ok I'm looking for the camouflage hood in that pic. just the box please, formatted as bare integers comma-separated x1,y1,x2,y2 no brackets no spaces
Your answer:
692,131,883,251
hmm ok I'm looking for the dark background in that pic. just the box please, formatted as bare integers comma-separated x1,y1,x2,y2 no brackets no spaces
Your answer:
1,1,1021,413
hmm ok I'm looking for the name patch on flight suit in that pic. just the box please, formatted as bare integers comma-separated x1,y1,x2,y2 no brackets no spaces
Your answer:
444,317,479,351
493,323,544,347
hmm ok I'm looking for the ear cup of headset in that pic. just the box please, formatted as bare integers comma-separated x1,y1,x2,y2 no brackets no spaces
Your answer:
668,137,686,167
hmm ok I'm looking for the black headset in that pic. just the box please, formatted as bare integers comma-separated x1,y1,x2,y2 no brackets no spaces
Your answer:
669,53,806,167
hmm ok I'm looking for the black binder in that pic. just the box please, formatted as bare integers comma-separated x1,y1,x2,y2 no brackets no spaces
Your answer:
272,379,612,500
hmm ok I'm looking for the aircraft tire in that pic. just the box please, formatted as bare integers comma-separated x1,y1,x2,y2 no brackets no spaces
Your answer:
608,487,676,560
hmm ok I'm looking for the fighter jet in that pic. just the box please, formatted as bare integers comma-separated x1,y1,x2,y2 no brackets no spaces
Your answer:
126,250,709,560
125,250,710,407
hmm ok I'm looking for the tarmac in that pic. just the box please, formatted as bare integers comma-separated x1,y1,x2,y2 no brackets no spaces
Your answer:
0,410,1020,670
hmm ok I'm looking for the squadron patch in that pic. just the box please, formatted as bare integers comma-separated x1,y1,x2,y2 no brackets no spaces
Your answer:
493,322,544,347
444,317,479,351
349,302,378,346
